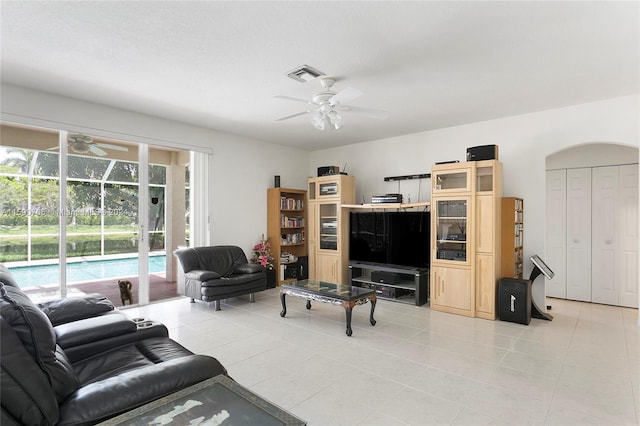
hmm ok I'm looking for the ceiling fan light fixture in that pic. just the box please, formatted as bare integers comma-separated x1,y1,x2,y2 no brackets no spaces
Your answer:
328,111,343,130
68,134,92,153
310,110,326,130
70,142,90,154
276,75,383,130
310,110,343,131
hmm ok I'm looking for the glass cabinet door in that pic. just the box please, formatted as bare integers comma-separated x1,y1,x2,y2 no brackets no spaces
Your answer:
318,202,338,251
476,165,494,192
318,180,339,198
435,198,469,263
433,168,471,193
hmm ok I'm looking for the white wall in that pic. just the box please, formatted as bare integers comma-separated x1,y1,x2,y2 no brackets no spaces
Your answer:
207,132,309,250
0,84,310,254
310,95,640,311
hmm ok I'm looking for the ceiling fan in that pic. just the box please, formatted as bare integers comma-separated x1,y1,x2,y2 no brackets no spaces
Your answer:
275,77,388,130
48,134,129,156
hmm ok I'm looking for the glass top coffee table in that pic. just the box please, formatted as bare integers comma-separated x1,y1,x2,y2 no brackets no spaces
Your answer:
98,374,306,425
279,279,377,336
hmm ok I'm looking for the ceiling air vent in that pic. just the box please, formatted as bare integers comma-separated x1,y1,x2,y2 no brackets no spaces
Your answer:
287,65,325,83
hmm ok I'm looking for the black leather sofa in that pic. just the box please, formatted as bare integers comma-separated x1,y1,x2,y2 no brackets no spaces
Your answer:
174,245,267,310
0,265,227,425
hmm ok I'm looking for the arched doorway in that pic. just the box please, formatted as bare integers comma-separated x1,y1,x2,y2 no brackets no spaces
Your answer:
545,142,638,308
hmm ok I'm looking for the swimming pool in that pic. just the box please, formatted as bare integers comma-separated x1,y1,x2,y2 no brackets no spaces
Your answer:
7,256,166,289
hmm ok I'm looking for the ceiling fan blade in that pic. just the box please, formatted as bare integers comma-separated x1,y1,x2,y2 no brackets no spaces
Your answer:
340,105,388,120
275,111,310,121
89,145,108,156
275,95,312,104
329,87,362,106
95,143,128,152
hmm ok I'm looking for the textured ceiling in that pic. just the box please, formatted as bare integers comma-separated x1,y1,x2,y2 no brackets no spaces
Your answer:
1,1,638,150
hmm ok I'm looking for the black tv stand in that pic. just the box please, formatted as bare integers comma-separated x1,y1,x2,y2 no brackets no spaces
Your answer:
349,261,428,306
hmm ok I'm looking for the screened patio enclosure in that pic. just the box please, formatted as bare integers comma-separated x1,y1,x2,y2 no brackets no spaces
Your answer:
0,123,191,306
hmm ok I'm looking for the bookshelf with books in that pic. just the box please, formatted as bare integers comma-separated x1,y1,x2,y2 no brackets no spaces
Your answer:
267,188,307,285
501,197,524,279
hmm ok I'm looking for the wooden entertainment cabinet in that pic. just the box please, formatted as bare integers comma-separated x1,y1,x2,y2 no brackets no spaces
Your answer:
307,174,355,284
349,262,428,306
430,160,503,319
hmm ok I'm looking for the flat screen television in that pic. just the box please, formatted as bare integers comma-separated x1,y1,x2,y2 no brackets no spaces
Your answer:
349,211,430,269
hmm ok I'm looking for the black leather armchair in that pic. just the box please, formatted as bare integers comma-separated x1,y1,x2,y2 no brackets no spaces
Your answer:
174,245,267,310
0,265,227,425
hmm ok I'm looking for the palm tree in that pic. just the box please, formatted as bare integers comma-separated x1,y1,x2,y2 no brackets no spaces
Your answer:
0,147,33,173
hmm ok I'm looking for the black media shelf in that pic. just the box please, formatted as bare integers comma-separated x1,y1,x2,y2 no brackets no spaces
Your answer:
349,261,429,306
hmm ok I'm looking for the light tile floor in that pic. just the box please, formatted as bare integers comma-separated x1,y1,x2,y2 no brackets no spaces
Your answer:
125,289,639,426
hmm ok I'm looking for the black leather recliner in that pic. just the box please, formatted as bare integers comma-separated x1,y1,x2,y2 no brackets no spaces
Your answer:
174,245,267,310
0,265,227,425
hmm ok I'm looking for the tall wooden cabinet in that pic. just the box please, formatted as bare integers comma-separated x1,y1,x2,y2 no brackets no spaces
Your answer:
474,161,502,320
501,197,524,279
267,188,307,286
307,174,355,285
431,162,474,316
430,160,502,319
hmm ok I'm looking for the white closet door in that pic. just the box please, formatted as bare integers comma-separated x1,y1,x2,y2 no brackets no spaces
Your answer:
591,166,619,305
619,164,638,308
545,170,567,298
566,168,592,302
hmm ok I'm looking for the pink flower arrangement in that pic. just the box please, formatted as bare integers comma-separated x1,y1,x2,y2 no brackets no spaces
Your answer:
252,234,274,270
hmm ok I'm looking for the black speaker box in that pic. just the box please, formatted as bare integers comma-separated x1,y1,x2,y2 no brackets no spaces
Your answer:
466,144,499,161
317,166,339,176
296,256,309,280
371,271,403,285
498,278,531,325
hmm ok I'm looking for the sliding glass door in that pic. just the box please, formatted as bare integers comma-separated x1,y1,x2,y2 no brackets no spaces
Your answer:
64,136,143,304
0,125,62,299
0,122,192,306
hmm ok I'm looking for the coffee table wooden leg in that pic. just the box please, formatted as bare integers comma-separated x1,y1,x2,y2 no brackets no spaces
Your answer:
345,306,353,336
306,300,312,310
370,297,377,326
280,292,287,317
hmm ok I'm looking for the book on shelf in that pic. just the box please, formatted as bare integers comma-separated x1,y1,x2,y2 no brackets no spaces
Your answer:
280,232,304,245
515,248,523,263
280,196,304,211
514,224,523,246
514,264,523,277
280,214,305,228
